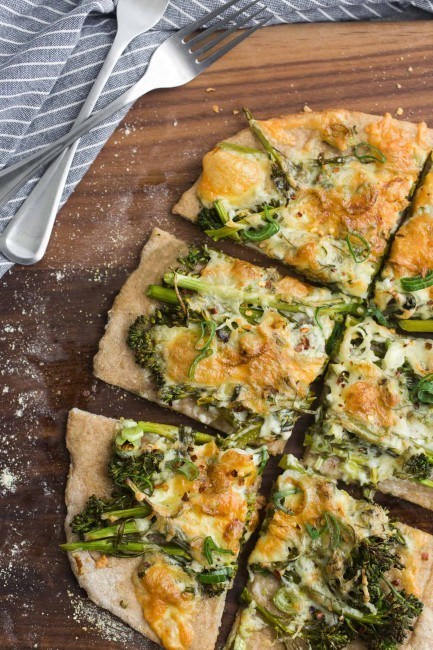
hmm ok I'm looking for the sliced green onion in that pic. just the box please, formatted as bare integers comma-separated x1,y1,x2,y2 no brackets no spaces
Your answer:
411,373,433,404
273,487,300,514
354,141,386,164
197,566,235,584
146,284,179,304
167,457,199,481
400,271,433,292
323,512,341,549
188,320,216,380
203,536,235,565
218,141,264,156
346,231,371,263
242,220,280,242
399,319,433,332
272,587,296,615
305,523,323,540
258,448,269,475
240,589,292,635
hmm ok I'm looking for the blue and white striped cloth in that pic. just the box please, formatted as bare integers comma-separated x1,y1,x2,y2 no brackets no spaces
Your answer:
0,0,432,278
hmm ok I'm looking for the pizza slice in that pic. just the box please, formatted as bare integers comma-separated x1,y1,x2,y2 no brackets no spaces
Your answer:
375,154,433,331
304,317,433,510
94,228,359,453
62,408,267,650
227,455,433,650
174,109,433,298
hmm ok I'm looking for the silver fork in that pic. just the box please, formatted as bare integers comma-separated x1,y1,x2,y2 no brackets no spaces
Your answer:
0,0,268,264
0,0,170,266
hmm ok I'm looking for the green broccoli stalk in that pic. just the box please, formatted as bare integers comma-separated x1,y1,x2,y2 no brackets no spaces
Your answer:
61,538,192,561
161,271,357,315
243,108,297,196
244,538,423,649
115,419,214,454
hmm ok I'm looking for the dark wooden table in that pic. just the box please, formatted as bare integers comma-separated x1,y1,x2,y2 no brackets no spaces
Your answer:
2,20,433,650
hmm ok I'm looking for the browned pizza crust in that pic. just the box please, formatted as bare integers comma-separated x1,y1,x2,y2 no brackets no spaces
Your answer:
64,407,226,650
93,227,286,455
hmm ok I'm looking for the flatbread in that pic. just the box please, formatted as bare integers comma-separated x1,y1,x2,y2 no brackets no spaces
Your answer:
303,450,433,512
64,407,226,650
93,227,286,455
227,522,433,649
173,109,433,298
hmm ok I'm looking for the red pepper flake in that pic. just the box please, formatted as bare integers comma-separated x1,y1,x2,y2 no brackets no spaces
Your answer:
422,552,429,561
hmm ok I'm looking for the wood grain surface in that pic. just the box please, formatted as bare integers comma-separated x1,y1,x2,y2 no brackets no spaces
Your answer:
1,20,433,650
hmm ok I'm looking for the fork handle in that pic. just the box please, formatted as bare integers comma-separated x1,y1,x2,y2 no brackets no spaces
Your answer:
0,31,135,265
0,89,135,212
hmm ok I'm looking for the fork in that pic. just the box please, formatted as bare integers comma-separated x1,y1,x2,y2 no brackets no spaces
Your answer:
0,0,170,266
0,0,269,264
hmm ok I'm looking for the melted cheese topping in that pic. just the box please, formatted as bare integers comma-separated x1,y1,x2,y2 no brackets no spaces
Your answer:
132,440,261,650
324,318,433,457
196,110,430,297
375,166,433,319
249,468,388,566
244,461,426,647
159,310,326,415
198,147,273,209
151,441,259,560
134,557,197,650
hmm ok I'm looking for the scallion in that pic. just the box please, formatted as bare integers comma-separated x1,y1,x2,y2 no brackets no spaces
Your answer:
346,231,370,263
188,320,216,380
400,271,433,292
354,141,386,164
203,536,234,565
273,487,300,514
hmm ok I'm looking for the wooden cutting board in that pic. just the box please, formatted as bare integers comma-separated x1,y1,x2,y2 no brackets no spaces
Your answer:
1,20,433,650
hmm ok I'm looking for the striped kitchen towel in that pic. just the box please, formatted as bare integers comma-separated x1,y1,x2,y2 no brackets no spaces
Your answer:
0,0,432,278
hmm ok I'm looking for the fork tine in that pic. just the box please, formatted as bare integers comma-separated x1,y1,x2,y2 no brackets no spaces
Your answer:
176,0,241,39
186,0,260,49
197,15,270,70
193,6,266,58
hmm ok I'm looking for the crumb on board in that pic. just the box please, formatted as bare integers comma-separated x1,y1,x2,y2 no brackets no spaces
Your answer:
303,104,312,113
233,109,239,115
396,107,404,116
0,468,17,493
396,83,402,89
67,591,137,644
206,87,215,92
408,66,413,72
212,105,222,113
